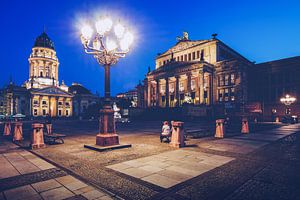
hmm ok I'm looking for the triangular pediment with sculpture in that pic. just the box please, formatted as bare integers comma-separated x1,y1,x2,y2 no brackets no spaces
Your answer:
30,86,73,97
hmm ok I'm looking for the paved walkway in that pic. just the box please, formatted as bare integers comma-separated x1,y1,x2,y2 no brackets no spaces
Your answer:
105,123,300,199
0,141,113,200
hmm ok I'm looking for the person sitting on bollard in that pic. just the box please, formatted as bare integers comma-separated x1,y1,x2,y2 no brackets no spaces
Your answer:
160,121,171,143
45,114,52,135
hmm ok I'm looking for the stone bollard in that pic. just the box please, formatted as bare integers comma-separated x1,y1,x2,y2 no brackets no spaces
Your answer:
13,122,23,141
169,121,185,148
31,123,46,149
275,117,280,123
215,119,225,138
3,122,11,136
241,117,249,134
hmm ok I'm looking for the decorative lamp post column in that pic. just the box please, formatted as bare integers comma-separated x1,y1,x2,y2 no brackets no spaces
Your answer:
80,17,134,147
280,94,296,116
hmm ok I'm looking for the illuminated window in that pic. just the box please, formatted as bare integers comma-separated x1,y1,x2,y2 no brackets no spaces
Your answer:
231,88,235,101
224,89,229,101
218,90,223,102
160,85,165,94
169,83,175,93
191,80,196,90
34,109,38,115
33,100,39,105
225,75,229,85
179,82,184,92
231,74,235,85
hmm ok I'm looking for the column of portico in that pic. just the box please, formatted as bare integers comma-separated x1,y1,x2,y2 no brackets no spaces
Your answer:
187,73,192,94
48,96,51,115
175,76,180,107
165,78,169,108
156,80,159,107
147,81,151,107
210,73,214,105
199,71,204,104
56,97,59,117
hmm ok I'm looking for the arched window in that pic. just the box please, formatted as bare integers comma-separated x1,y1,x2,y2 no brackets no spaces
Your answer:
40,71,43,77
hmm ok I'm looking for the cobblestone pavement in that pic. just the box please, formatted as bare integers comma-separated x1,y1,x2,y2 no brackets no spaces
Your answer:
1,121,299,200
0,141,114,200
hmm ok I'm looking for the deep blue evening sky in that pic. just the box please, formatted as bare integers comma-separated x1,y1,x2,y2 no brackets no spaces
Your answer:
1,0,300,95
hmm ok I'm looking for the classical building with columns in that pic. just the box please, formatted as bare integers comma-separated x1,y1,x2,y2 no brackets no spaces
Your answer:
0,32,73,117
144,33,253,114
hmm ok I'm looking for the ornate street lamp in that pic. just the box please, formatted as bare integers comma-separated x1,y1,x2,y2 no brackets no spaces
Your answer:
80,17,134,147
280,94,296,115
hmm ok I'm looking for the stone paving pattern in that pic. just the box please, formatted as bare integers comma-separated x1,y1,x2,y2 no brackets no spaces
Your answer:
0,142,113,200
1,121,300,200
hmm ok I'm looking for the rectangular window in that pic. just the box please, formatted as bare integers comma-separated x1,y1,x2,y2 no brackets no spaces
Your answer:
231,88,235,101
58,102,63,106
184,54,187,61
66,110,69,116
197,51,200,59
33,100,39,105
192,52,196,60
160,85,165,94
220,76,224,86
230,74,235,85
188,53,191,61
58,110,62,116
34,109,38,116
225,75,229,86
224,88,229,101
181,55,184,61
65,102,70,106
218,90,223,102
42,100,47,105
42,109,46,116
191,80,196,90
179,82,184,92
170,83,174,93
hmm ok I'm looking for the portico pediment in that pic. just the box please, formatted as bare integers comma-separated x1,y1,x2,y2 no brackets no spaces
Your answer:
30,86,73,97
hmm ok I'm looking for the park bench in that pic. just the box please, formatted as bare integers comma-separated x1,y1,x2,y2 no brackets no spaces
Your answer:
185,129,210,138
44,133,66,144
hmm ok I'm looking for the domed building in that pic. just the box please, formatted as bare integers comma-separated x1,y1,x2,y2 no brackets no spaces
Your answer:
24,32,73,117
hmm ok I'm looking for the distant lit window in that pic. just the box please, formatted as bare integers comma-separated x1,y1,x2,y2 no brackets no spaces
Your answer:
231,74,235,85
65,102,70,106
231,88,235,101
34,109,38,115
42,100,47,105
225,75,229,85
224,88,229,101
160,85,165,94
191,80,196,90
179,82,184,92
170,83,174,93
34,100,39,105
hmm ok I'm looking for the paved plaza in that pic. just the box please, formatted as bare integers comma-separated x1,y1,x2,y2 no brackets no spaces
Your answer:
0,141,113,200
1,121,300,199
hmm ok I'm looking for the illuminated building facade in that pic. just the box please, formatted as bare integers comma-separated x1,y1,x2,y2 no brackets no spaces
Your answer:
144,33,253,113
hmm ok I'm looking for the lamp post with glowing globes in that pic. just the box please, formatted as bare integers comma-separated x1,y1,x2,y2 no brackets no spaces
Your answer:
80,17,134,147
280,94,296,115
